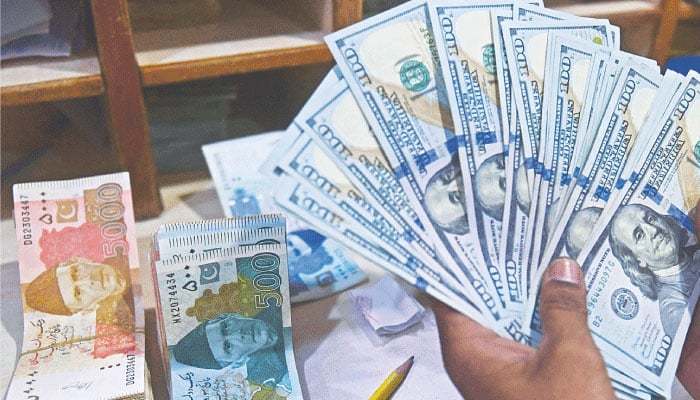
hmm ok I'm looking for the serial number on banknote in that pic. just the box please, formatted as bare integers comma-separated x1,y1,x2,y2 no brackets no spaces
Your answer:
18,196,33,244
588,261,613,328
165,274,183,323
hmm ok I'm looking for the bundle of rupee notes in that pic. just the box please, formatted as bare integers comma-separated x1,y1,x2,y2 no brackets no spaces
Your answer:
8,0,700,399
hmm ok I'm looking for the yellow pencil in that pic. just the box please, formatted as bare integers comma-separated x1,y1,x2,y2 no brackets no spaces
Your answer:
369,356,415,400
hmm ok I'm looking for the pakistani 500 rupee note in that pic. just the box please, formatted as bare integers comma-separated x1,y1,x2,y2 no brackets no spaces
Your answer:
153,233,302,400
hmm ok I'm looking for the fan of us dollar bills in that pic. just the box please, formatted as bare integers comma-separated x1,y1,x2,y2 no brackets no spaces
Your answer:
260,0,700,398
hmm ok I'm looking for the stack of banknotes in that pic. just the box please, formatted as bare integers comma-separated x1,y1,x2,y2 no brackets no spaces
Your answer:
9,172,147,399
149,214,303,399
202,132,368,304
260,0,700,398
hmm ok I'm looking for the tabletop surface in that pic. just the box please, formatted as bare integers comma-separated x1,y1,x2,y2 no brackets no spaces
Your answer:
0,177,463,400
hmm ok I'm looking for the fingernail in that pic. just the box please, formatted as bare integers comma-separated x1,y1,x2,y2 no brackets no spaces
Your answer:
544,257,581,285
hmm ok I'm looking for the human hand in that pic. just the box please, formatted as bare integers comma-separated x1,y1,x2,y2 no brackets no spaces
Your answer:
434,199,700,399
676,198,700,398
434,257,615,400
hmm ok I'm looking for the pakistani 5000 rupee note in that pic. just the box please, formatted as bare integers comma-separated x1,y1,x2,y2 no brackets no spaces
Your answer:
575,72,700,398
8,172,145,400
153,234,302,399
202,132,366,303
325,0,505,325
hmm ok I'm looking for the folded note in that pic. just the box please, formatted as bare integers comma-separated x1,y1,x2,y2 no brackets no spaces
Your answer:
349,274,425,336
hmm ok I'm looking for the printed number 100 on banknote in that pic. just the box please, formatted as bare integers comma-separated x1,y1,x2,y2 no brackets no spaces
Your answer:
9,172,145,400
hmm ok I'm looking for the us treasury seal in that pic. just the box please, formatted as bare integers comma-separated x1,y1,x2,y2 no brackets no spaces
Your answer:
482,44,496,75
611,288,639,320
400,60,430,92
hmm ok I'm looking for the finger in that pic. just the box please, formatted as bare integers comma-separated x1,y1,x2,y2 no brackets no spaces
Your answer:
695,198,700,240
537,257,594,348
678,199,700,398
677,300,700,398
433,298,497,340
433,299,530,396
433,299,529,366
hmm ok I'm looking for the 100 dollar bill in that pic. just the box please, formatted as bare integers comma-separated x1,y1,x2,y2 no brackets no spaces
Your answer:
527,34,601,280
277,130,442,273
522,52,669,333
430,0,514,312
576,72,699,397
293,67,436,261
326,0,505,324
502,20,619,299
540,61,668,270
202,132,366,303
271,170,491,328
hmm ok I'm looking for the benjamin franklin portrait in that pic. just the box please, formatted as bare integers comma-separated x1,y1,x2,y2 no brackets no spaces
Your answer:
422,153,469,235
609,203,700,335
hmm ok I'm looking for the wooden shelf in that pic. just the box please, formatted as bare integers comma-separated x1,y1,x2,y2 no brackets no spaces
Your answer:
679,1,700,20
552,0,662,24
0,0,362,220
128,0,339,86
652,0,700,66
1,54,104,105
139,44,333,87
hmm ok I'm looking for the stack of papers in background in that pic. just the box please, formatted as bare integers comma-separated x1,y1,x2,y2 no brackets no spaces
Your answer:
1,0,85,60
202,132,367,303
1,0,52,45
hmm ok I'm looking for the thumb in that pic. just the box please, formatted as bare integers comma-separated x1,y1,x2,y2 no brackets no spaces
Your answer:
537,257,594,348
534,260,614,398
695,198,700,240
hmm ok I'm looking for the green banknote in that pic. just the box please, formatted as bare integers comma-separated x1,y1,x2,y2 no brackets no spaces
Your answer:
152,221,302,400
